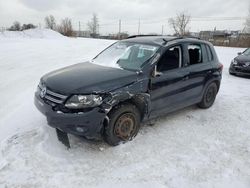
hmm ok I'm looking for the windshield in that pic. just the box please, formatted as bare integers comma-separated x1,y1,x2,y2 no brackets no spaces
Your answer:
91,42,159,71
243,48,250,56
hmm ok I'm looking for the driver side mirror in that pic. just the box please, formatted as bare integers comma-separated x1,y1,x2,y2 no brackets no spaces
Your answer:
238,52,242,56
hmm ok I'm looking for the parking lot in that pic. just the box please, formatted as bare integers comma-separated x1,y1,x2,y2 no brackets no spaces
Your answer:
0,35,249,188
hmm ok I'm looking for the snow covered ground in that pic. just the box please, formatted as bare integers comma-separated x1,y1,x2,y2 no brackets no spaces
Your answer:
0,28,66,39
0,29,250,188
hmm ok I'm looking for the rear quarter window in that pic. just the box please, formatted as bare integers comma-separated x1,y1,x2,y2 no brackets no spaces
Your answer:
205,45,214,61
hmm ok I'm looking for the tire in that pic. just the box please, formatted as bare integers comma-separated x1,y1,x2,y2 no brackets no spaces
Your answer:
198,82,218,109
104,103,141,146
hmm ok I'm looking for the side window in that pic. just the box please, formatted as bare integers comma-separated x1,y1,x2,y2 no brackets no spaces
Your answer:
206,45,213,61
157,46,182,72
188,44,202,65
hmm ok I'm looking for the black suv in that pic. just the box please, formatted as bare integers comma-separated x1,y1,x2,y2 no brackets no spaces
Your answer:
35,36,223,146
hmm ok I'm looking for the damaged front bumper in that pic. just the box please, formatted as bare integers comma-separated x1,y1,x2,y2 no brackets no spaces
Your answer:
34,92,107,141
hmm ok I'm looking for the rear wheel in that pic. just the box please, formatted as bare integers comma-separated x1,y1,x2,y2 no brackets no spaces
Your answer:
198,82,218,109
104,104,141,146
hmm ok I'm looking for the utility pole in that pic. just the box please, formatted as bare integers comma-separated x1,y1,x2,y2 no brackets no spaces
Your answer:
161,25,164,35
119,19,121,39
138,19,140,35
78,21,81,37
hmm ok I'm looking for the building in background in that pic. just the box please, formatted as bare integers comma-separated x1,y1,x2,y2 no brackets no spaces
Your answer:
199,29,250,47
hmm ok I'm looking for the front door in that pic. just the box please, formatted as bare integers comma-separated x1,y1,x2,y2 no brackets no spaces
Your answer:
149,45,190,117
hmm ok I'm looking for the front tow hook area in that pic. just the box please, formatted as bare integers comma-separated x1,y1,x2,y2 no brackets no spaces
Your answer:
56,128,71,148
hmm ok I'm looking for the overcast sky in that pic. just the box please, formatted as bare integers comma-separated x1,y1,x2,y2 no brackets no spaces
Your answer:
0,0,249,35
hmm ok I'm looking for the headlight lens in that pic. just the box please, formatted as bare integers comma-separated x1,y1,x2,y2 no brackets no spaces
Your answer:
232,59,238,65
65,94,102,109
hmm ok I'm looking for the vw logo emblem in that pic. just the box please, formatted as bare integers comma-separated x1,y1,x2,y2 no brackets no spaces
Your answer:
40,87,47,98
245,62,250,67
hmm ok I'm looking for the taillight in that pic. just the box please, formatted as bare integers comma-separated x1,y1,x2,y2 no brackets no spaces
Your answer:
219,63,223,71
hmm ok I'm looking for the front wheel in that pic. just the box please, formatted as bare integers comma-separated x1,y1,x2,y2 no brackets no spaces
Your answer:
104,104,141,146
198,82,218,109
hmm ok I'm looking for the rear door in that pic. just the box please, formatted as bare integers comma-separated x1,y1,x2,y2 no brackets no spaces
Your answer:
184,43,213,100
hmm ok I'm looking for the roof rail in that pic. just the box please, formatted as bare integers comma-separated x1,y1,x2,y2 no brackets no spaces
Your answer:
169,36,200,40
164,36,201,44
183,36,201,40
127,34,160,39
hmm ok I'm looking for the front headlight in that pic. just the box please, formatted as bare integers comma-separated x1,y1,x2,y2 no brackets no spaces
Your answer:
232,59,238,65
65,94,102,109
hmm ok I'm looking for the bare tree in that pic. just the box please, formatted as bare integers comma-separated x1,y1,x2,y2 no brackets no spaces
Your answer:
57,18,74,37
168,12,191,36
45,15,56,30
8,21,21,31
21,23,36,30
87,13,99,38
244,6,250,33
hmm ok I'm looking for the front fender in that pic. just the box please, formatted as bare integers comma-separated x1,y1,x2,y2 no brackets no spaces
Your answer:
101,78,151,120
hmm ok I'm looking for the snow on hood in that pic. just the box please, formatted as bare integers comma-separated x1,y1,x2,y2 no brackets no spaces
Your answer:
90,59,122,70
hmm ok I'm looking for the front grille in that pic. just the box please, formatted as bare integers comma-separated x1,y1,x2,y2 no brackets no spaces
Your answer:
235,67,250,73
45,89,68,104
237,62,250,67
38,85,68,105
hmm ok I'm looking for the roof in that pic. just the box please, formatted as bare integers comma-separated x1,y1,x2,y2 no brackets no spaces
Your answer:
122,35,204,46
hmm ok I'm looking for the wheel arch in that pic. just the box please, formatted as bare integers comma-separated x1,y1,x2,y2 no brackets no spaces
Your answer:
107,93,150,122
203,78,221,95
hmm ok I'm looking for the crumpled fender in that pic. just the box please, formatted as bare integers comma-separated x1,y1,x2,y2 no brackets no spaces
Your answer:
101,78,151,120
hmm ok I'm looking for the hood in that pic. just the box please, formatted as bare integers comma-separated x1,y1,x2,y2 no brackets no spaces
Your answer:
235,54,250,63
42,62,138,94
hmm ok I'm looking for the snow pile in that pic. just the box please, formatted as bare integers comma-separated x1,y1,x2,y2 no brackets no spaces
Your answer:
0,28,65,39
0,37,249,188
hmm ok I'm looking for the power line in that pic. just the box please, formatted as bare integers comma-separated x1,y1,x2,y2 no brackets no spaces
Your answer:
73,16,247,29
96,17,247,29
70,16,247,35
